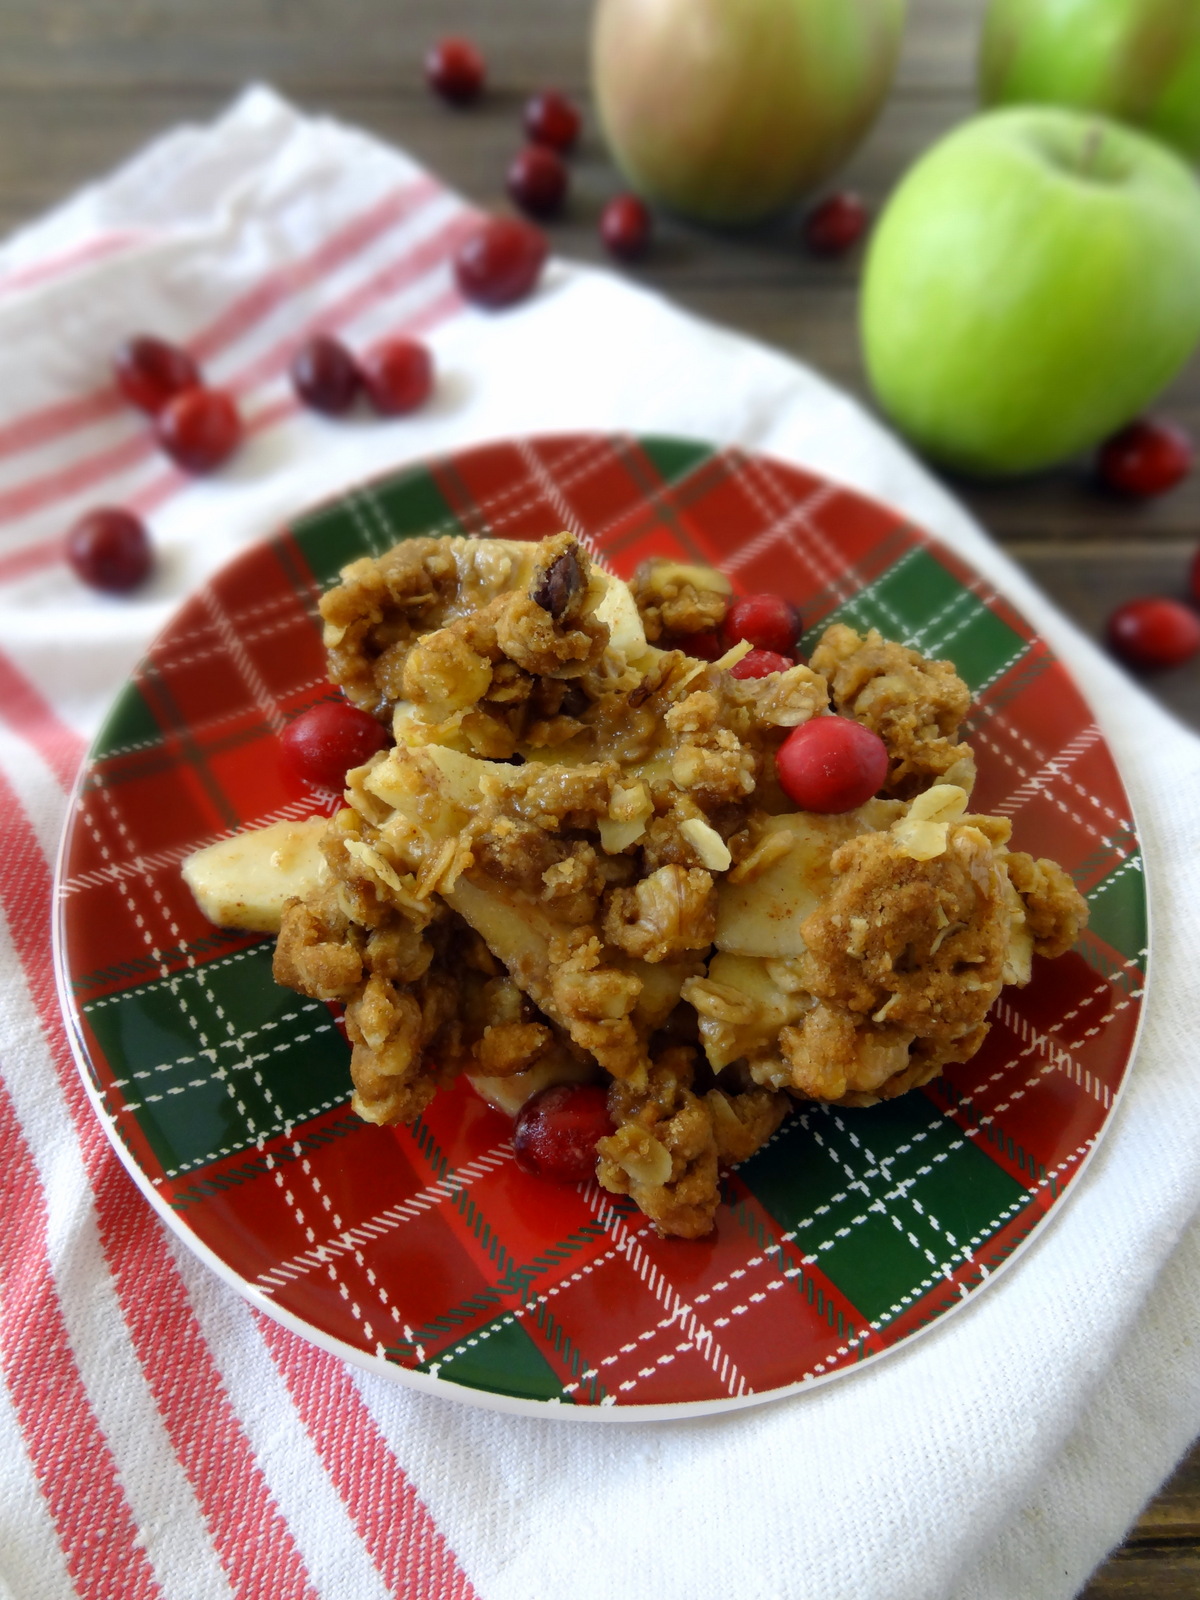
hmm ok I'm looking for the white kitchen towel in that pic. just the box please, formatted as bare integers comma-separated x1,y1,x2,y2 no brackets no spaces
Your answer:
1,84,1197,1600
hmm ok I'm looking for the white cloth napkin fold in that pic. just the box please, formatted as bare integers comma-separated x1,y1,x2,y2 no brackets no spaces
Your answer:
2,85,1198,1600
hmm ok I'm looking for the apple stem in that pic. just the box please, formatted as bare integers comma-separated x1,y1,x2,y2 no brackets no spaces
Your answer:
1080,123,1105,177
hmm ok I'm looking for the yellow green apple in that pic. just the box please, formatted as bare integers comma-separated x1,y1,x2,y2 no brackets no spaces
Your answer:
860,106,1200,476
981,0,1200,162
591,0,906,225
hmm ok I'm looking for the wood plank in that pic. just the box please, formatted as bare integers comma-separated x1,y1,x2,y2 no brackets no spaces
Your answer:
1131,1443,1200,1541
0,78,975,235
1084,1546,1200,1600
1084,1439,1200,1597
0,0,989,94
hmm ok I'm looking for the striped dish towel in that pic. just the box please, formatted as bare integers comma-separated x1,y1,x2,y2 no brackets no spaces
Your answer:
3,84,1200,1600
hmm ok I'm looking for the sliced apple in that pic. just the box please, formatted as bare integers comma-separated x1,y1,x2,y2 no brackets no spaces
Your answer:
181,815,328,933
466,1055,596,1118
593,567,650,661
685,951,810,1070
714,799,903,959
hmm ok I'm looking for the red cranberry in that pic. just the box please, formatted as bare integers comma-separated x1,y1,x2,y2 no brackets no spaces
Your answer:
155,388,243,473
722,593,802,656
1107,597,1200,671
424,36,486,104
454,216,548,309
776,716,889,813
672,629,723,661
281,700,390,790
600,194,652,261
114,335,201,416
803,192,869,256
66,507,153,594
730,648,794,679
360,338,434,416
1097,418,1194,498
506,145,568,219
512,1084,614,1184
524,90,581,152
291,334,361,415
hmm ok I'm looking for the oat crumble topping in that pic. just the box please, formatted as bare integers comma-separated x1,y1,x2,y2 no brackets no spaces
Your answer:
186,535,1088,1238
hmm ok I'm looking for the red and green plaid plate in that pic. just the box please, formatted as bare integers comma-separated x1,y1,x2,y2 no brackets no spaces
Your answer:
54,434,1146,1419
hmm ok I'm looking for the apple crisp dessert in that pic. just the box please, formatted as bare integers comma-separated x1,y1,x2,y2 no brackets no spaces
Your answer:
184,531,1087,1237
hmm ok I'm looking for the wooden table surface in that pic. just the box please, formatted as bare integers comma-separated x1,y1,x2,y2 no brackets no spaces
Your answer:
4,0,1198,1592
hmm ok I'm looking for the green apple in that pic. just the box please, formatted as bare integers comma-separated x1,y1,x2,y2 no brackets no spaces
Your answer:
980,0,1200,163
860,106,1200,476
591,0,906,225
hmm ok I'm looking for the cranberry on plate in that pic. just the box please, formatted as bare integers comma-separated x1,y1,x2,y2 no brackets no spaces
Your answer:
155,387,243,473
803,192,869,257
359,338,434,416
512,1083,614,1184
424,36,486,104
290,333,362,415
114,335,201,416
600,194,652,262
722,593,802,656
454,215,548,309
1107,596,1200,671
281,700,391,791
1096,418,1194,498
730,648,794,679
775,715,889,813
523,90,581,153
506,144,569,219
66,507,153,594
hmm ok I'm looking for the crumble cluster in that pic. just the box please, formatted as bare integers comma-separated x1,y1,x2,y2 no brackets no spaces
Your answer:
272,533,1087,1237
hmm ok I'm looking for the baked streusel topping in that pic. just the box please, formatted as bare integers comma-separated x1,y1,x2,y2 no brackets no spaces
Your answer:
187,532,1088,1238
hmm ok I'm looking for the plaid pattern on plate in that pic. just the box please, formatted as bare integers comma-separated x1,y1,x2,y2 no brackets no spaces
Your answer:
55,433,1146,1413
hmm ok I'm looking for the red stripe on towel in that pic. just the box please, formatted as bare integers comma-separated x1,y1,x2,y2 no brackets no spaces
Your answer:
0,781,321,1600
0,181,439,466
261,1317,482,1600
0,1075,165,1600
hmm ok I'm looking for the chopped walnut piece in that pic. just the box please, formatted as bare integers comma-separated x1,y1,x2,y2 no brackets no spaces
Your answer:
602,863,716,962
